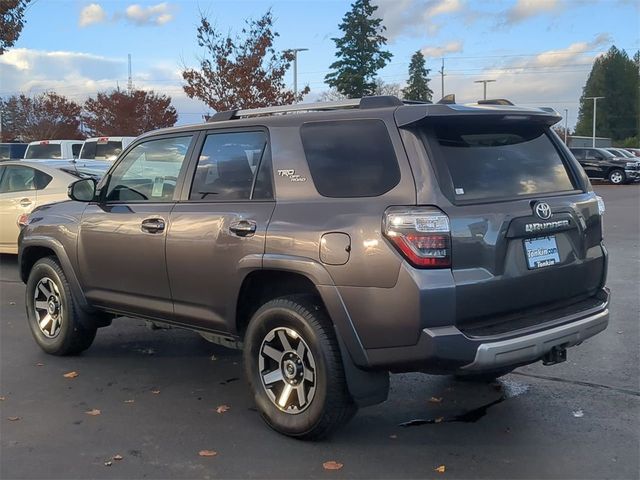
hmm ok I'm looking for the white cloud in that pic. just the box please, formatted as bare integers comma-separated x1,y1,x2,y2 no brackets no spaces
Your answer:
502,0,562,25
125,3,174,26
421,40,463,58
0,48,207,126
79,3,107,27
374,0,464,40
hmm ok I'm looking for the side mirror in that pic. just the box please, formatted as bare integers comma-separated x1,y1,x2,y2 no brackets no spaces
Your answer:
68,178,97,202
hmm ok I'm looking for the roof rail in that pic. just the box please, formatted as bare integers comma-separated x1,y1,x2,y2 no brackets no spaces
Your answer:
206,95,406,122
477,99,514,106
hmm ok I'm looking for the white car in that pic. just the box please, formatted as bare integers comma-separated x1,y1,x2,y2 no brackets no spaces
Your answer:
23,140,84,160
78,136,135,161
0,161,101,254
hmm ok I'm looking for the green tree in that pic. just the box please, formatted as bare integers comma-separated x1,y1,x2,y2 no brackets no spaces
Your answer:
402,50,432,101
575,46,639,141
325,0,392,98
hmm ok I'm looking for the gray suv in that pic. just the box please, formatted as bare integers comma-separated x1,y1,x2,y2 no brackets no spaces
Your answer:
18,96,610,438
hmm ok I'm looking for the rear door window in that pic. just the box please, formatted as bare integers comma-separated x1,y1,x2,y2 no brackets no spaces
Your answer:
0,165,52,193
300,120,400,198
423,120,576,202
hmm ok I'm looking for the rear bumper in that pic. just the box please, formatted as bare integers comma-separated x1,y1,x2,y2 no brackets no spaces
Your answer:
364,288,609,373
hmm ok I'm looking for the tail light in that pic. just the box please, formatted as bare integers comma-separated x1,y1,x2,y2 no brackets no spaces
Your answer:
383,207,451,268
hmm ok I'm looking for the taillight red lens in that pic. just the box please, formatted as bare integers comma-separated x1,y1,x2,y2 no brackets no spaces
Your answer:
384,207,451,268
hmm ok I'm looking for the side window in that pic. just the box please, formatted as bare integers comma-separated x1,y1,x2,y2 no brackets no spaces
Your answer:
105,136,192,202
189,131,270,201
571,149,585,160
0,165,50,193
72,143,82,158
300,120,401,198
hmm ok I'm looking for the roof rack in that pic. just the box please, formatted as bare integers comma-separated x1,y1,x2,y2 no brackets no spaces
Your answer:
477,99,514,106
207,95,406,122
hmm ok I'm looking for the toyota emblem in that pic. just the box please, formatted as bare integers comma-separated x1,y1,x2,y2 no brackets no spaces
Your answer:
534,202,552,220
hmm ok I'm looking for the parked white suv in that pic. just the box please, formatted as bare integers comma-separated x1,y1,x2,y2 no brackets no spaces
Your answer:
79,136,135,161
23,140,84,160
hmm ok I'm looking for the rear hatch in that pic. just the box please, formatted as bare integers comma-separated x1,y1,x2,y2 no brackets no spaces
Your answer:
400,108,606,333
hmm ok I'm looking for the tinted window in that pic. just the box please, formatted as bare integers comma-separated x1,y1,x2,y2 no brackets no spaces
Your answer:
72,143,82,158
24,144,62,159
0,146,9,160
105,136,192,202
190,131,269,201
570,149,585,159
301,120,400,198
425,120,575,202
0,165,52,193
80,140,124,160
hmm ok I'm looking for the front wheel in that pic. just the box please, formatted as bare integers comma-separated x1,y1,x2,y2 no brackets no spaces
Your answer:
243,295,356,439
25,257,96,355
608,169,626,185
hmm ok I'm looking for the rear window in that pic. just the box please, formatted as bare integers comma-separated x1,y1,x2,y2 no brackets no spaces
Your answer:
80,140,123,160
301,120,400,198
424,120,575,202
25,144,62,159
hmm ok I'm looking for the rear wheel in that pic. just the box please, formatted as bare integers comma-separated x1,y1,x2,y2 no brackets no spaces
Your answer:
25,257,96,355
243,295,356,439
608,169,626,185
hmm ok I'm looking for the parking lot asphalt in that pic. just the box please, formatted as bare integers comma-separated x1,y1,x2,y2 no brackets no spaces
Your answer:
1,184,639,480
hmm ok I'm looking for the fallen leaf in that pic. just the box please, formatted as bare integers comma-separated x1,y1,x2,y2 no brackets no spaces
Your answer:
113,454,123,461
0,396,5,401
104,461,112,467
198,450,218,457
435,465,446,473
36,363,44,367
323,461,343,471
9,301,16,305
216,405,230,414
7,416,21,421
435,416,445,423
124,399,135,404
210,354,217,361
572,409,584,418
617,331,624,334
63,371,79,379
389,434,397,439
429,396,443,404
85,409,101,416
151,390,160,394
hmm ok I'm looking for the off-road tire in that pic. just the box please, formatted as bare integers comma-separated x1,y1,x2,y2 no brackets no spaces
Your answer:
243,295,356,439
25,257,96,355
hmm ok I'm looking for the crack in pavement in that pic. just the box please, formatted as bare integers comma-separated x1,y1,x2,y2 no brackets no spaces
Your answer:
512,371,640,397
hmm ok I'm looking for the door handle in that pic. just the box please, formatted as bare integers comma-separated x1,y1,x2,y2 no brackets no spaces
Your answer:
20,198,32,208
229,220,257,237
141,218,165,234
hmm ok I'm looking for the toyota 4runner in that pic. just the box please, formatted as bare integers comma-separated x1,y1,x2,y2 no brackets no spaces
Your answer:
19,96,610,439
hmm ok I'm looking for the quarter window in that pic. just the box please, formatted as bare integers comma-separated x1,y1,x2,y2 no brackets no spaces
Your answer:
300,120,401,198
190,131,270,201
104,136,192,202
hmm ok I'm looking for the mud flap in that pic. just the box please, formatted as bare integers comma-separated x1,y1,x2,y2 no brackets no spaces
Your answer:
334,327,389,407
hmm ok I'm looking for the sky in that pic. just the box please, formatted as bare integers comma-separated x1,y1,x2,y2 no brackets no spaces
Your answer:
1,0,638,129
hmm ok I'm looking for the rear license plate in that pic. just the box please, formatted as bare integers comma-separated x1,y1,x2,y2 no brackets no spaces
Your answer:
524,236,560,269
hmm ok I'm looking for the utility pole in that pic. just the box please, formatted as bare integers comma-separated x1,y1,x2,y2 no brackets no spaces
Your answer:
564,108,569,144
285,48,308,103
474,79,496,100
439,58,445,98
127,53,133,94
585,97,605,147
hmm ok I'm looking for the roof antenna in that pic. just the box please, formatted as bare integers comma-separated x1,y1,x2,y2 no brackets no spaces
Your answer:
437,94,456,105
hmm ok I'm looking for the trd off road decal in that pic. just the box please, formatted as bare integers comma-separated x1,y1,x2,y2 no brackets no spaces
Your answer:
277,169,307,182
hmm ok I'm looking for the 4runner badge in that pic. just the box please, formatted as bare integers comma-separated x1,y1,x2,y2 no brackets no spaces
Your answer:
277,169,307,182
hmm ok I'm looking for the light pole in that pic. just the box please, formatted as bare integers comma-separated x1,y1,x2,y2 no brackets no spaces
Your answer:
474,79,496,100
285,48,308,103
585,96,604,147
564,108,569,144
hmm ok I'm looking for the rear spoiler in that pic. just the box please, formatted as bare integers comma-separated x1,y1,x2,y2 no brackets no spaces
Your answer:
394,103,562,127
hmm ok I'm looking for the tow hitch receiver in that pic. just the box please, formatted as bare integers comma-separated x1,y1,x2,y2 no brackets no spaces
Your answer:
542,346,567,366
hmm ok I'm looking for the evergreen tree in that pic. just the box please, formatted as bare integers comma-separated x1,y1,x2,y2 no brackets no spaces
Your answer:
325,0,392,98
575,46,639,142
402,50,433,101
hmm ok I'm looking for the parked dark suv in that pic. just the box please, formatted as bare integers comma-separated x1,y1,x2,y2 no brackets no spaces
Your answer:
19,96,610,438
570,147,640,184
